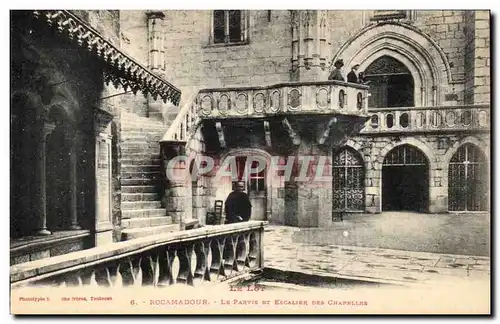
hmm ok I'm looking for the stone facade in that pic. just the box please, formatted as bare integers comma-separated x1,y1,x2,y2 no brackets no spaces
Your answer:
145,9,490,227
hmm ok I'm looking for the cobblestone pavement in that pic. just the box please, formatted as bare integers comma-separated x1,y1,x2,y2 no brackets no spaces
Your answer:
289,212,490,256
263,225,490,286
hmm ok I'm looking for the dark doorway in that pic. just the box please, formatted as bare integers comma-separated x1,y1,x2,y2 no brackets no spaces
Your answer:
382,145,429,212
364,56,414,108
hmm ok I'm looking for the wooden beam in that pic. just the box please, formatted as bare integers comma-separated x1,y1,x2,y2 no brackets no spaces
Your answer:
282,118,300,145
215,122,226,148
264,121,272,147
317,117,338,145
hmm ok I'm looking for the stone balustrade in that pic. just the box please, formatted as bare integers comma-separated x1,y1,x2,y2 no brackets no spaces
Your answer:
361,104,490,134
195,81,370,119
11,221,266,290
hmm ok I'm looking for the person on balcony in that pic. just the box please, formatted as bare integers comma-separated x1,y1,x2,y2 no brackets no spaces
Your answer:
357,71,371,85
347,64,360,83
328,59,345,81
224,181,252,224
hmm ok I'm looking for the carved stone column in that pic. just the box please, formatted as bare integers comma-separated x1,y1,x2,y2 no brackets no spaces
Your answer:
161,140,187,227
146,10,166,120
147,11,165,72
68,129,81,230
94,108,114,246
290,10,328,82
34,121,56,235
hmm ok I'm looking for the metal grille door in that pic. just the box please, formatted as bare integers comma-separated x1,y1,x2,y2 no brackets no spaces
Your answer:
332,148,365,212
448,144,488,211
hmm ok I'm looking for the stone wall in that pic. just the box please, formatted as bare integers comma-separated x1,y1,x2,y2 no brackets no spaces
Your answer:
119,10,292,92
192,130,490,227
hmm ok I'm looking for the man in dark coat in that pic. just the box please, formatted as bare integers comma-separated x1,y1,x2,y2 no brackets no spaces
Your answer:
347,64,360,83
224,182,252,224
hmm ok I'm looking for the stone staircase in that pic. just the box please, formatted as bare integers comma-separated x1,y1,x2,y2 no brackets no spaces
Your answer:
120,112,180,241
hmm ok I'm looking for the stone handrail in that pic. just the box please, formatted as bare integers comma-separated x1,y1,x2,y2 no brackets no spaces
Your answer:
195,80,370,119
361,104,490,134
11,221,266,289
161,87,200,143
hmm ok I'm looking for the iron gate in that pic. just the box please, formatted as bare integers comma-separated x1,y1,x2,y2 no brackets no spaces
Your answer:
448,144,488,211
332,148,365,212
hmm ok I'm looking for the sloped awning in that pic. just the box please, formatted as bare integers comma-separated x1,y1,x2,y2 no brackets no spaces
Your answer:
32,10,181,105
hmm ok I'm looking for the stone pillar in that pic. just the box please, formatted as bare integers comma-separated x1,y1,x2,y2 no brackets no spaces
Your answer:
283,181,298,226
68,130,81,230
94,108,114,246
34,121,56,235
161,140,187,227
429,167,448,213
146,11,166,120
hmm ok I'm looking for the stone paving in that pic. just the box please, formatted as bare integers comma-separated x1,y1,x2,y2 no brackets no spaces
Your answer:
263,226,491,286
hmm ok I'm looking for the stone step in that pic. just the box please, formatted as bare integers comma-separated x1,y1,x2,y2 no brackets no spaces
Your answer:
122,208,166,219
121,124,165,131
121,147,160,154
121,224,180,241
121,171,160,179
121,130,163,137
122,113,164,123
122,216,173,229
122,200,162,210
121,178,158,186
121,158,162,166
121,152,161,159
120,138,161,145
121,192,160,202
121,142,161,149
121,185,158,194
121,165,160,173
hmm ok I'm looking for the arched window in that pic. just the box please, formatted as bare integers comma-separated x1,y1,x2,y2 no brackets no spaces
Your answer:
364,56,414,108
332,148,365,212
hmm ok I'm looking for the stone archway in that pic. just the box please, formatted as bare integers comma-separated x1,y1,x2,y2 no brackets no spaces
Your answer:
381,144,430,212
330,22,453,106
442,136,490,212
373,137,436,213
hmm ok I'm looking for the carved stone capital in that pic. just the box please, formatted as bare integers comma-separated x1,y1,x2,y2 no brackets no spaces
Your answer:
93,107,114,135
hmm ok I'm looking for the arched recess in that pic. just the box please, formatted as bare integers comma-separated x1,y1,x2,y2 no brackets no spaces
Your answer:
441,136,490,202
374,138,435,213
218,148,273,221
331,23,453,107
447,143,489,212
364,55,415,108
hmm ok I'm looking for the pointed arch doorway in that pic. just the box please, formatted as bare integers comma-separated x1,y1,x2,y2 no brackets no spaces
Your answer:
364,55,415,108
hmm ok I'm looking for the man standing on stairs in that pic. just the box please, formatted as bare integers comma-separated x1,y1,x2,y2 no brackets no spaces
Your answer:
224,181,252,224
